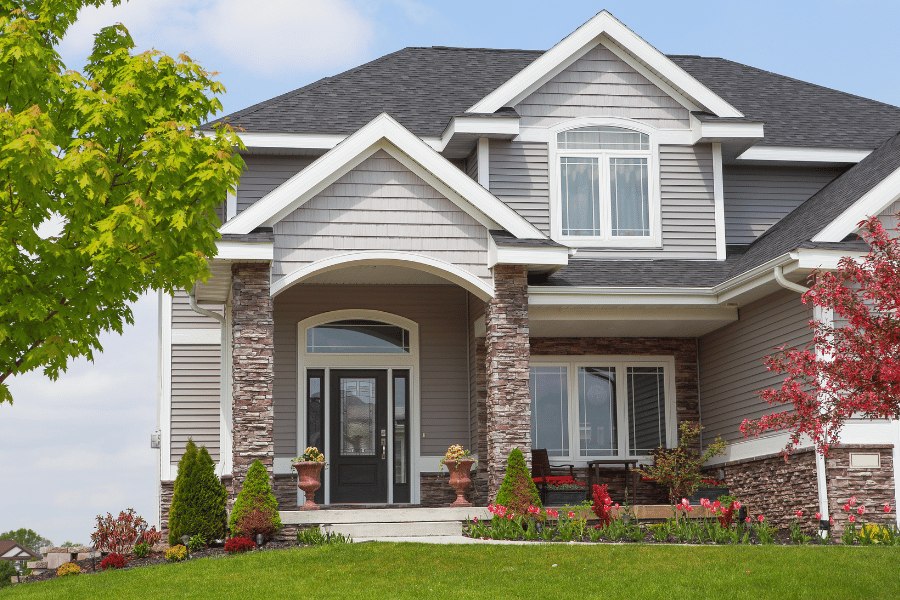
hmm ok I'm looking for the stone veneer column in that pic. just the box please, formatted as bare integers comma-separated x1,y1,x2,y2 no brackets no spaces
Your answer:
231,263,275,497
485,264,531,499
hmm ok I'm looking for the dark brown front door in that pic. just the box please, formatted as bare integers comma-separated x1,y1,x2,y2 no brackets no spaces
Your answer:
330,370,388,503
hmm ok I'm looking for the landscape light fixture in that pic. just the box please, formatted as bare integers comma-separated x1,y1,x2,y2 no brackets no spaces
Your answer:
14,561,21,584
89,547,96,573
181,535,191,559
256,533,264,548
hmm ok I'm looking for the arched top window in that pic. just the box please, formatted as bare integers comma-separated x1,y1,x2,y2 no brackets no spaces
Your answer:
557,126,649,151
306,319,410,354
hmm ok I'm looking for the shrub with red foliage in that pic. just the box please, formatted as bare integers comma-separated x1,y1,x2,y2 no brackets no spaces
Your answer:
224,537,256,554
232,503,278,540
591,484,614,528
91,508,160,554
100,553,128,570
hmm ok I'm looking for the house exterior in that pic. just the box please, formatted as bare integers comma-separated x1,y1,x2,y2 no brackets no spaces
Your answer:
155,11,900,532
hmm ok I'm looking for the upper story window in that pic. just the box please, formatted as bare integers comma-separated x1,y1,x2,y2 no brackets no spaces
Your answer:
553,123,659,246
307,320,410,354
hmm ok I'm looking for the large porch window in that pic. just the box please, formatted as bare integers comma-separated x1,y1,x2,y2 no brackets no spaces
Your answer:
529,357,674,462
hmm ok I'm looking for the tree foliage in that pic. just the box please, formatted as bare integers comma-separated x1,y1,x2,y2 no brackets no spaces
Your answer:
0,1,243,403
0,527,51,551
493,448,541,515
229,460,281,538
638,421,726,505
742,216,900,453
167,442,227,544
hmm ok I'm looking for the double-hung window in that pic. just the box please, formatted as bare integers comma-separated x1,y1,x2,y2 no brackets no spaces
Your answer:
555,124,657,245
529,357,674,463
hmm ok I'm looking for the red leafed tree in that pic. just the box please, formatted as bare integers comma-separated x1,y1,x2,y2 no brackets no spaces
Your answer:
741,216,900,453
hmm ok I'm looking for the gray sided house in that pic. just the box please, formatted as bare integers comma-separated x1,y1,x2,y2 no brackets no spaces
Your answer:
156,11,900,532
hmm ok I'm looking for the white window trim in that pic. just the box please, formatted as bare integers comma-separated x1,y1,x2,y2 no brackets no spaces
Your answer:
296,309,421,505
530,355,676,467
549,118,662,248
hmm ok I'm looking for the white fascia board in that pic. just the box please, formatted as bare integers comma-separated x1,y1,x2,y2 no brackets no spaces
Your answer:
220,113,544,239
528,286,718,306
692,119,765,142
215,241,274,261
517,123,692,146
813,167,900,242
737,146,872,163
439,116,519,148
207,130,445,153
468,11,742,118
793,248,867,270
487,238,570,268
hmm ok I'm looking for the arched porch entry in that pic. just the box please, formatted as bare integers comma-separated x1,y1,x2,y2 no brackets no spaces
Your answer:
274,252,494,506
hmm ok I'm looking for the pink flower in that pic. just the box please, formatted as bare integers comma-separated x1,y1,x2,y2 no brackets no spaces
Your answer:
843,504,851,512
745,516,751,523
546,509,558,518
849,496,857,507
857,506,865,515
681,498,689,507
757,515,765,523
796,510,803,517
568,511,575,518
604,497,612,506
686,506,693,512
711,506,719,514
829,516,835,525
885,505,892,513
700,498,711,509
712,500,721,510
614,503,619,510
473,517,478,523
815,512,822,520
733,501,742,510
506,514,513,520
849,515,856,523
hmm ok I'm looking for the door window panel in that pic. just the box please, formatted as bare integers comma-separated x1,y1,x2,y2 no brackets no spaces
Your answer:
627,367,666,455
529,366,569,457
578,367,617,457
340,377,377,455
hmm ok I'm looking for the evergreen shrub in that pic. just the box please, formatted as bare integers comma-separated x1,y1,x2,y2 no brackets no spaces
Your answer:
493,448,542,515
229,460,282,537
168,441,227,545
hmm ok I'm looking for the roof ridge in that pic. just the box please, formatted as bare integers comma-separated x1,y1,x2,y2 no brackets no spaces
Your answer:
425,45,544,53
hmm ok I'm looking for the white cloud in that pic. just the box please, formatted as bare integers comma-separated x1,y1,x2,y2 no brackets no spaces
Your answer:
59,0,374,76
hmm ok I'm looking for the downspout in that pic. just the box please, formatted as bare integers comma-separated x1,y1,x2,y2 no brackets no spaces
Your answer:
187,284,229,477
773,266,829,535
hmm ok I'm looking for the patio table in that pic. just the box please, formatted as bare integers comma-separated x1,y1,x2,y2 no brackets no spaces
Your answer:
586,458,640,506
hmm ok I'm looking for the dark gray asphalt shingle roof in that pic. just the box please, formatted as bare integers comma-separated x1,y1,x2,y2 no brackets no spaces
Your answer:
540,258,739,288
490,230,566,248
207,47,900,149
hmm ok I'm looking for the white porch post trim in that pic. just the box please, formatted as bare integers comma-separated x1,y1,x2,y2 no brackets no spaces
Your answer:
712,142,726,260
477,137,490,190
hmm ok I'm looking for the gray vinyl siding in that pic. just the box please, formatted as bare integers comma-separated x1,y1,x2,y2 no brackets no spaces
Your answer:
490,140,551,234
876,199,900,232
724,165,845,245
575,144,716,259
273,149,490,284
465,146,478,182
698,289,813,444
171,344,221,464
515,45,690,130
172,290,224,329
236,154,316,215
273,284,470,458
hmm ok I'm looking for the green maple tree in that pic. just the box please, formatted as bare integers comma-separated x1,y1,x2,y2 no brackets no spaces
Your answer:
0,1,243,403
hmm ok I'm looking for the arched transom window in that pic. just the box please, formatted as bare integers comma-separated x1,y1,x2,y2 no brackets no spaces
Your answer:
555,125,656,244
306,319,410,354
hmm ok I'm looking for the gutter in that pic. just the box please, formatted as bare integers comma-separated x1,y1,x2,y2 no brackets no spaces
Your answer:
773,268,829,534
187,284,229,477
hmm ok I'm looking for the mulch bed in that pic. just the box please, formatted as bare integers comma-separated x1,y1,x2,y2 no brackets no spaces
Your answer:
25,542,299,583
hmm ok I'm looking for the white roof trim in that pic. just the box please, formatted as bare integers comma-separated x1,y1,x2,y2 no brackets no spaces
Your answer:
792,248,868,270
488,239,570,268
691,119,765,142
737,146,872,163
215,241,274,261
439,115,520,148
202,130,444,152
220,113,544,239
467,11,742,118
813,166,900,242
271,250,495,300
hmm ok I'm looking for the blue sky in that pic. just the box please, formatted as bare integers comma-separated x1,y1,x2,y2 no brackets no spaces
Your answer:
1,0,898,546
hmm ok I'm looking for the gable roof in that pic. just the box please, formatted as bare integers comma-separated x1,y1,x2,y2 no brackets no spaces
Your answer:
0,540,40,560
219,113,545,239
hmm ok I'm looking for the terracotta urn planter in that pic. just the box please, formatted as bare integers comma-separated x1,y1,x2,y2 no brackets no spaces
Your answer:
443,459,475,507
293,461,324,510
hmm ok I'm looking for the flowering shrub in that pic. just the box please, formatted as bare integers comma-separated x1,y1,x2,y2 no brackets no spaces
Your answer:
224,537,257,554
638,422,727,504
699,478,727,488
164,545,187,562
591,484,614,528
742,216,900,453
91,508,160,554
291,446,326,463
100,553,128,570
542,476,585,490
56,562,81,577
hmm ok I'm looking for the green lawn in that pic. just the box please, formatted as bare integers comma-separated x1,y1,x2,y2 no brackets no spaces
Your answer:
4,543,898,600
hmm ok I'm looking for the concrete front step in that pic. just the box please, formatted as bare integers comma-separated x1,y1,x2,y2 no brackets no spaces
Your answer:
281,506,490,525
325,521,462,538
